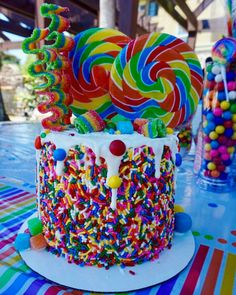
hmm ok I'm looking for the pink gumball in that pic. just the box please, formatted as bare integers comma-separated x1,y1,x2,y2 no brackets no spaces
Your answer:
218,145,227,154
210,149,219,158
204,136,211,143
227,81,236,91
213,108,223,116
221,153,230,161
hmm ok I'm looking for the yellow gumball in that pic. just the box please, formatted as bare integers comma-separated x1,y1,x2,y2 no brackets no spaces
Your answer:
209,131,218,140
207,162,216,170
107,175,122,189
204,144,211,151
232,132,236,140
233,114,236,123
227,146,235,154
174,204,184,213
220,101,230,110
233,123,236,131
215,125,225,134
166,127,174,134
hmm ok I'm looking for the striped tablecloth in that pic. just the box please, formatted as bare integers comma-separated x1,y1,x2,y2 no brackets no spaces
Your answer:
0,123,235,295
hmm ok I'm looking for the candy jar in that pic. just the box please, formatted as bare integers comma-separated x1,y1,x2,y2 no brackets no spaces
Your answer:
197,38,236,191
176,123,193,157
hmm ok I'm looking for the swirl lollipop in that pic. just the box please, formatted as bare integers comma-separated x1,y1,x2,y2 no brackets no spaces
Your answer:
212,37,236,101
68,28,131,119
109,32,203,128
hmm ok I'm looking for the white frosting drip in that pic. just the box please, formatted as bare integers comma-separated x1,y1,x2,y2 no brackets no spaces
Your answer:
38,130,178,210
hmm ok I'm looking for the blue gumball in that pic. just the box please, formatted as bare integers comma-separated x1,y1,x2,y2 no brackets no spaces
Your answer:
206,112,214,121
174,212,192,233
222,111,232,120
226,71,234,80
14,233,30,251
53,148,67,161
175,153,182,167
211,140,219,149
217,91,226,101
207,72,215,81
225,128,233,138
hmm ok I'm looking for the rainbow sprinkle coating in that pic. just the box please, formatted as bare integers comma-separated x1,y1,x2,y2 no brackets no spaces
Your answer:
38,141,176,268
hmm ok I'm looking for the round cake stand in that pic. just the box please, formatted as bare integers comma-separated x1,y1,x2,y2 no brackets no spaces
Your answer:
19,213,195,293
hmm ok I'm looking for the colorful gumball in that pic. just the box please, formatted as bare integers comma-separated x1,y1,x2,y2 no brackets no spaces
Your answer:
109,32,203,128
174,212,192,233
109,140,126,156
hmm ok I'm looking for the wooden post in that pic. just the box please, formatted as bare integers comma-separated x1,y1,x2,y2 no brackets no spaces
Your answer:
118,0,138,38
99,0,116,28
35,0,45,48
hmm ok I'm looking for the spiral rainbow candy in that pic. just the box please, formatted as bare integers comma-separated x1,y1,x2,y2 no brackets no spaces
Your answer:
74,110,105,134
22,3,74,131
68,28,131,119
109,33,203,128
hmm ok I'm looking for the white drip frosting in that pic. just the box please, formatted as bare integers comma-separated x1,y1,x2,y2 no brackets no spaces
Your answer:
37,130,178,211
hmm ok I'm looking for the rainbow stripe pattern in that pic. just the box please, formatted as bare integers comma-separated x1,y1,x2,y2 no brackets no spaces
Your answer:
109,33,203,128
0,179,235,294
68,28,131,119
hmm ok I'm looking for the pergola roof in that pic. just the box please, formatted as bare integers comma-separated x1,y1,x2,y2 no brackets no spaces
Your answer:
0,0,214,51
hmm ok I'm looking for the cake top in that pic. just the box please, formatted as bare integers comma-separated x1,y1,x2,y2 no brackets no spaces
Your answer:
22,3,203,132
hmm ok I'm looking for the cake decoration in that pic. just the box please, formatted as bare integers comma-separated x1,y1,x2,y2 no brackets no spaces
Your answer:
109,33,203,128
68,28,131,119
22,3,74,131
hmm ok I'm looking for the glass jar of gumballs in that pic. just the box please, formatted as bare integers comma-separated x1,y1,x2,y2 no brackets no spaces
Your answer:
176,123,192,157
198,60,236,192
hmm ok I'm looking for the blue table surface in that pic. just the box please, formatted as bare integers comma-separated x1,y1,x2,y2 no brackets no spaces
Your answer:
0,122,235,295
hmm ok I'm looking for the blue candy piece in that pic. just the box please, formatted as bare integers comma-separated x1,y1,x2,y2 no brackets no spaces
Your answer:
206,112,214,121
219,172,228,180
217,91,226,101
174,212,192,233
175,153,182,167
226,71,234,80
14,233,30,251
53,148,67,161
224,128,233,138
211,140,219,149
214,117,224,125
116,121,134,134
222,111,232,120
207,122,216,131
207,72,215,81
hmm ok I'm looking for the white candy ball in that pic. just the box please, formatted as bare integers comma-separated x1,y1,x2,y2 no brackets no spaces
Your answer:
229,91,236,100
211,65,221,75
215,74,223,83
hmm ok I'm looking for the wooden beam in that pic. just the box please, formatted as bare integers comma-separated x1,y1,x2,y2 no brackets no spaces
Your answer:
0,7,34,27
0,0,34,19
0,19,33,37
118,0,138,38
175,0,198,29
0,31,10,41
0,41,22,51
68,0,98,16
194,0,214,17
156,0,187,30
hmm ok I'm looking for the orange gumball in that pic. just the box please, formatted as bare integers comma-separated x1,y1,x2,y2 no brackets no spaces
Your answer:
204,151,211,161
211,170,220,178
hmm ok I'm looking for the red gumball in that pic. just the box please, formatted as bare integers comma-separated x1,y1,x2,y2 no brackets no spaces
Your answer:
109,140,126,156
218,165,225,172
224,120,233,129
213,157,222,165
218,135,227,144
216,82,224,91
34,136,42,149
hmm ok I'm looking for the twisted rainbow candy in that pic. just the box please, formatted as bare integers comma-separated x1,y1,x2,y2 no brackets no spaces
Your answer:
22,3,74,131
68,28,131,119
109,33,203,128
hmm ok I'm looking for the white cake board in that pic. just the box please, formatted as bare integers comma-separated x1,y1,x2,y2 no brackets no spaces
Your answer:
19,213,195,292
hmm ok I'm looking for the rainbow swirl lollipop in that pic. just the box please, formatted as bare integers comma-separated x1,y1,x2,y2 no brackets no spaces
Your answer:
109,33,203,128
212,37,236,65
68,28,131,119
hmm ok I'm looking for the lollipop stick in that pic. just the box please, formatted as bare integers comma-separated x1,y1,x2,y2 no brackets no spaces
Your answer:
220,64,229,101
